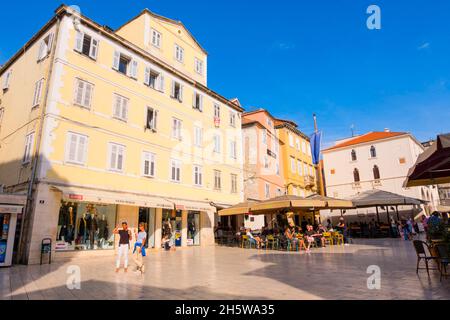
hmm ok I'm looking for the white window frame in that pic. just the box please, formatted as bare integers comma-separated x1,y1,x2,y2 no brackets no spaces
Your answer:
297,160,303,176
264,156,270,169
229,112,236,127
144,66,165,92
108,143,126,173
231,174,238,194
32,78,44,108
302,141,307,154
194,126,203,147
195,58,204,75
290,157,296,173
37,33,54,62
265,183,271,199
213,134,221,154
146,107,158,132
193,165,203,187
142,151,156,178
175,44,184,63
171,80,184,102
75,31,99,60
170,159,182,183
214,104,221,119
74,78,94,109
295,138,300,151
113,51,138,79
65,132,88,166
262,129,267,145
214,170,222,190
151,29,162,48
230,140,237,159
192,91,203,112
289,134,294,147
2,70,12,90
112,94,129,122
23,132,35,165
172,118,182,141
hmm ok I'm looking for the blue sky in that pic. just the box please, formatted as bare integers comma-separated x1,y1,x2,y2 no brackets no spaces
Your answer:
1,0,449,147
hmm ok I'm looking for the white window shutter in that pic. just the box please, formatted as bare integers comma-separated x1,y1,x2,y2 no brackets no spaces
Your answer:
178,84,184,102
159,73,165,92
153,110,159,130
199,95,203,112
144,66,151,86
47,33,54,54
37,41,46,61
68,134,77,162
75,80,84,105
113,51,120,70
121,98,128,120
2,71,11,90
89,38,99,60
77,136,86,163
75,31,83,52
83,83,92,107
113,95,121,118
131,60,138,79
192,93,196,108
171,80,175,98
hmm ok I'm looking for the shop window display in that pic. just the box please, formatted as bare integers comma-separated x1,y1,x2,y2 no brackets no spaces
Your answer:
162,209,182,248
187,211,200,246
0,214,10,263
56,201,117,251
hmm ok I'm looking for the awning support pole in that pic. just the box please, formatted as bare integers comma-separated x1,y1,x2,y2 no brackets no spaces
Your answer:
396,206,400,221
376,206,380,224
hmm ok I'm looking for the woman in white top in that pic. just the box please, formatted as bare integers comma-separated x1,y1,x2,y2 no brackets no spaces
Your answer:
133,223,147,274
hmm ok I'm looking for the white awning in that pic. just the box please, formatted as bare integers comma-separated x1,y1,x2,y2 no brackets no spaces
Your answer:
51,186,174,209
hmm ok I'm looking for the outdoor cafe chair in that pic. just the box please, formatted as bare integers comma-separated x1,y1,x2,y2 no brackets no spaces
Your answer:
332,232,344,246
266,235,279,251
435,244,449,282
287,239,299,252
413,240,438,276
323,232,334,246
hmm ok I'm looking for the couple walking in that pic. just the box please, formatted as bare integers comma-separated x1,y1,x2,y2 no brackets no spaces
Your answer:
114,222,147,274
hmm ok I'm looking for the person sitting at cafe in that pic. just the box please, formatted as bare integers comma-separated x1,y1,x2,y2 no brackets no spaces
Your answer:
284,227,298,250
304,225,316,253
246,228,262,248
316,224,327,247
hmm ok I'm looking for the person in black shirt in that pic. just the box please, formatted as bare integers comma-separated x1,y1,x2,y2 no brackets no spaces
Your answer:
114,222,132,273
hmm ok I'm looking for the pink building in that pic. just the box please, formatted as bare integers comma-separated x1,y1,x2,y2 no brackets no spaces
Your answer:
242,109,285,202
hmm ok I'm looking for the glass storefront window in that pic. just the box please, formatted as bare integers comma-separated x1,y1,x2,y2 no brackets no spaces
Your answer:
139,207,156,248
56,201,117,251
162,209,182,247
0,214,11,263
187,211,200,246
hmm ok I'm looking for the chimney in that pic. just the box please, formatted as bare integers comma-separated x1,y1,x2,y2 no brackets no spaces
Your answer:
384,128,390,132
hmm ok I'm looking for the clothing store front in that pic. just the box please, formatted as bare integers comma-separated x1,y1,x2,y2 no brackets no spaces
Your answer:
162,209,182,247
56,201,117,252
187,211,200,246
52,186,174,253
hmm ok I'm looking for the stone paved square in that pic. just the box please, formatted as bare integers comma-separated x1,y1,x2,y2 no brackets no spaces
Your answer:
1,238,449,300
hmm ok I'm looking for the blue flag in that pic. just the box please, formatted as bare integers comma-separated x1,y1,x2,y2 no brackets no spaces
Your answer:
310,131,322,165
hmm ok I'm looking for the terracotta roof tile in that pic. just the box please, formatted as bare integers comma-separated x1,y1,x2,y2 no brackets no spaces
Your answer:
323,132,408,152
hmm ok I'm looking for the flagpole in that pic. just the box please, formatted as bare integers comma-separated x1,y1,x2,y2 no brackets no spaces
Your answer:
312,114,325,196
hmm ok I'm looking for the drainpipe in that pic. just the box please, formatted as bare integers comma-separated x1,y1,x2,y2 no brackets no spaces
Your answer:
17,16,62,264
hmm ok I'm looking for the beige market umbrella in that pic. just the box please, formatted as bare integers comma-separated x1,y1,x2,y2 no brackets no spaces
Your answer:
250,195,326,213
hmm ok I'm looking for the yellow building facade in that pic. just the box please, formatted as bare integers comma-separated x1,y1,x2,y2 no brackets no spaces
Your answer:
275,119,316,197
0,5,243,264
